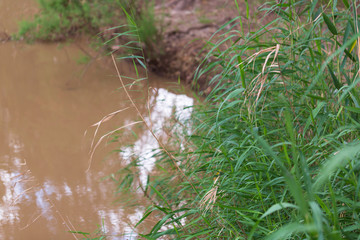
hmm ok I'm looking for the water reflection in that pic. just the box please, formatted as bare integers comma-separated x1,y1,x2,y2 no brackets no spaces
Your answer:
0,1,194,238
121,88,193,187
0,39,194,238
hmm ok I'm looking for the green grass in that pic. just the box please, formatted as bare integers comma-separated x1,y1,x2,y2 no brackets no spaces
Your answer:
17,0,95,41
113,0,360,239
17,0,164,68
16,0,143,41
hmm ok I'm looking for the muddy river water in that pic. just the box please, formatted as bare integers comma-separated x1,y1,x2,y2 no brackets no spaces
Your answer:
0,1,194,239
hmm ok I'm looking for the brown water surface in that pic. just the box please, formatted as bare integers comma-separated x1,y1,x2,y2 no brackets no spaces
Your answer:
0,1,194,239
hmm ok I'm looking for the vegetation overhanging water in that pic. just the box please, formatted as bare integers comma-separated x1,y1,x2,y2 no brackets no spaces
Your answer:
0,0,196,239
10,0,360,239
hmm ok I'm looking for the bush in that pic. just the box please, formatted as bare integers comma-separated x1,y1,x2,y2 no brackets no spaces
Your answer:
17,0,163,64
121,0,360,239
16,0,138,41
17,0,92,40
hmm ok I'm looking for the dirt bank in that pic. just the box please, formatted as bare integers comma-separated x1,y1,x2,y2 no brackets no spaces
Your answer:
105,0,265,92
152,0,238,85
10,0,264,92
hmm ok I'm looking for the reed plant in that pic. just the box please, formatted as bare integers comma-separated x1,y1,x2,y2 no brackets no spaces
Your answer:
116,0,360,239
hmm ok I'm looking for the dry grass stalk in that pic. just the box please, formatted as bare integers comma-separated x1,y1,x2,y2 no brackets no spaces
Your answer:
111,54,198,193
199,176,220,212
86,107,129,150
87,120,143,172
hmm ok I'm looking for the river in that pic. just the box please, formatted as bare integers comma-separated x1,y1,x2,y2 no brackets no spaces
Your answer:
0,1,194,239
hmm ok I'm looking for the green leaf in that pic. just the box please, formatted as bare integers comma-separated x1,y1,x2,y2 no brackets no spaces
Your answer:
261,203,299,219
322,13,338,35
149,213,175,235
342,0,350,8
68,231,90,237
135,207,155,228
150,185,170,208
313,143,360,191
343,224,360,232
237,56,246,88
310,0,319,19
265,223,316,240
151,229,179,239
345,106,360,114
306,94,327,101
327,65,342,89
244,0,249,19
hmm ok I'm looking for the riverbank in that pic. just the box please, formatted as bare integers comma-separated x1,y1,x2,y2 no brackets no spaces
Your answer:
8,1,360,239
12,0,265,92
0,1,198,238
105,0,266,91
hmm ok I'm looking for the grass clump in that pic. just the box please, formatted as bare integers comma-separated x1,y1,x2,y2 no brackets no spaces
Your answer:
16,0,160,44
114,0,360,239
17,0,141,41
17,0,95,41
17,0,163,65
